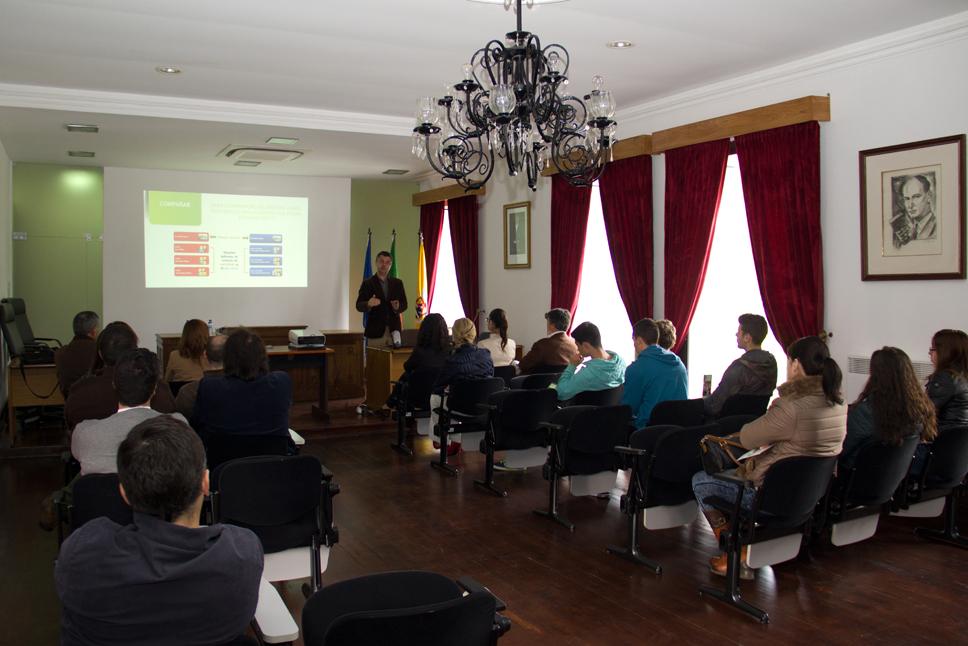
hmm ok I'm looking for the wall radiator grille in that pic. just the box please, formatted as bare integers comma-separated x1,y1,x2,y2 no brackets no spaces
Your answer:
847,355,933,381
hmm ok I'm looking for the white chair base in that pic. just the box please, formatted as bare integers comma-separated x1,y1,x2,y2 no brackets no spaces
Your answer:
569,471,617,497
891,497,946,518
642,500,698,530
500,446,549,469
746,533,803,569
416,418,431,436
831,514,880,546
254,577,299,644
264,546,331,583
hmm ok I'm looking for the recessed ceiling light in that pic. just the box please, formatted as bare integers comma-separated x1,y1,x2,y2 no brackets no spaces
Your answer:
265,137,299,146
234,160,261,167
155,65,181,74
382,169,410,175
65,124,99,133
67,150,95,158
607,41,634,49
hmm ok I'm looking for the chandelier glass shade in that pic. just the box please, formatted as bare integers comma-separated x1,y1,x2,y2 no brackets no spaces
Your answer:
412,0,617,191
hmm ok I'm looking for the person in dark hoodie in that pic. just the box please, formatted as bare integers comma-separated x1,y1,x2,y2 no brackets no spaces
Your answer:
622,318,688,429
702,313,778,417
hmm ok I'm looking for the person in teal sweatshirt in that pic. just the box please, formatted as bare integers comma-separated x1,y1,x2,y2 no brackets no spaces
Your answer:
622,318,688,428
554,322,626,401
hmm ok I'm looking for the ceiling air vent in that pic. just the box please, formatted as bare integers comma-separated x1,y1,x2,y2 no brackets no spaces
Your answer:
222,146,304,163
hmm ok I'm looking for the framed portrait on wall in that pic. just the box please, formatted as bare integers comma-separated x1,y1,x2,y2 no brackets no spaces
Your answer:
859,134,965,280
503,201,531,269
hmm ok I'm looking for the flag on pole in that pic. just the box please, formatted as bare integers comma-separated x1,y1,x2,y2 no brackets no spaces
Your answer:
362,229,372,330
389,229,399,279
415,231,427,321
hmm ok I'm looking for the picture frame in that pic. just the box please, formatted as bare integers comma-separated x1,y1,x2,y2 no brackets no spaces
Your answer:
503,201,532,269
859,134,965,280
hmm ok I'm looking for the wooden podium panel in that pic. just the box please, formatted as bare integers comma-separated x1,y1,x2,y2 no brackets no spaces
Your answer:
364,346,413,410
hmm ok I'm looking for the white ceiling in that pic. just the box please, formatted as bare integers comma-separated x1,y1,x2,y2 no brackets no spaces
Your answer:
0,0,966,177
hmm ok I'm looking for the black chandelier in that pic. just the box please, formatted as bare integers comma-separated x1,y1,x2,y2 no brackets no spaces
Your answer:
411,0,617,191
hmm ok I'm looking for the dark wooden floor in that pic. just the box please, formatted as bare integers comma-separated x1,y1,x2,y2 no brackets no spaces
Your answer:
3,411,967,645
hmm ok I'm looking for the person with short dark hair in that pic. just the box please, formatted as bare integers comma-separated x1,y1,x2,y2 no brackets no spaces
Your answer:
192,328,294,451
65,321,176,428
71,348,188,476
702,313,778,417
174,334,227,420
621,318,688,429
164,318,211,383
655,319,677,351
56,415,263,646
553,321,625,401
517,308,579,375
56,311,100,397
355,250,408,346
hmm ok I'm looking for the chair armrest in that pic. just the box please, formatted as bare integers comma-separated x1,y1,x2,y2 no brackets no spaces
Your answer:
478,403,498,413
537,422,565,433
320,464,335,481
457,576,507,611
35,336,63,347
614,446,647,457
449,410,481,421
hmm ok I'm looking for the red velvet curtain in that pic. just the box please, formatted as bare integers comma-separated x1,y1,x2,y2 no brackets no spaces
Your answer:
419,202,445,310
447,195,480,320
736,121,822,350
550,174,593,317
664,139,730,354
599,155,654,324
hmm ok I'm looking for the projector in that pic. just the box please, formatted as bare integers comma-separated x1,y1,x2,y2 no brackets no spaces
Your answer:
288,329,326,349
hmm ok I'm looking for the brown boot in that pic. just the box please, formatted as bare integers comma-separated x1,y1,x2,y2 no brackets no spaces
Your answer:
709,546,755,580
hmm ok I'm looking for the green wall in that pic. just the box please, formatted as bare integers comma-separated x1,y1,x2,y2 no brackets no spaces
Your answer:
349,179,421,329
12,164,103,343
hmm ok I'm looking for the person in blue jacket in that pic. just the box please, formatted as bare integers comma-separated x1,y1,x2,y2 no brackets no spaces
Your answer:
554,322,626,401
622,318,688,428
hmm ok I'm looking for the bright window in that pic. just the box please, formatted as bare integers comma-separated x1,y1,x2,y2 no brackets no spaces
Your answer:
429,207,467,329
572,184,635,363
686,154,785,398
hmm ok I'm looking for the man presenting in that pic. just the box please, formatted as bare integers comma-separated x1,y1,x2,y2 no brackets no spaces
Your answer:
356,250,408,347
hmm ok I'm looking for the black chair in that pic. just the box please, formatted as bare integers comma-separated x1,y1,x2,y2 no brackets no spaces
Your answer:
56,473,133,545
534,405,632,531
609,422,728,573
822,434,919,546
390,367,441,456
492,365,517,388
474,388,559,497
509,373,560,390
1,297,62,348
432,377,506,476
521,363,567,376
698,455,837,623
718,394,771,419
168,380,191,397
302,571,511,646
205,433,292,474
568,384,624,407
892,426,968,549
647,398,704,427
212,454,339,595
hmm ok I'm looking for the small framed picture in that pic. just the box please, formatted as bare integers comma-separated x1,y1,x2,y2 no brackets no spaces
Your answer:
503,201,531,269
859,134,965,280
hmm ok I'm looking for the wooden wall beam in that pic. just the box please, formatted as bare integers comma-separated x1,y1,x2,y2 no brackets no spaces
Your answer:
412,184,485,206
541,134,653,177
651,95,830,154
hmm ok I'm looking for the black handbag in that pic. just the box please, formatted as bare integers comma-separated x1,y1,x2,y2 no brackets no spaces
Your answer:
699,434,747,475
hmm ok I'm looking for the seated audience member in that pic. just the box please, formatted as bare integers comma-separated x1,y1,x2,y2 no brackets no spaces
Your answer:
840,346,935,469
622,318,688,429
65,321,176,429
56,310,100,397
703,313,778,417
554,322,626,402
174,334,227,420
430,317,494,455
517,308,579,375
387,314,451,408
912,329,968,475
192,328,294,451
477,308,517,367
164,318,211,383
72,348,188,476
692,336,847,579
655,319,677,351
55,415,263,646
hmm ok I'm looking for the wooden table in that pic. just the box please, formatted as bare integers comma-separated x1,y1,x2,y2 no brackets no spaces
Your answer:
266,346,334,421
364,345,413,410
6,358,64,447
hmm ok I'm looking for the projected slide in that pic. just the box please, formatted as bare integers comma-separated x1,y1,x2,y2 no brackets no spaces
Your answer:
144,191,308,288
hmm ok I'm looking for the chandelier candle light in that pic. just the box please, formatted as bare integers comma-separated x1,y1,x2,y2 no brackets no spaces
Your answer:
412,0,617,191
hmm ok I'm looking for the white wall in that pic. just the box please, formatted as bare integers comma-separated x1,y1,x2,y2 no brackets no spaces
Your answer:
103,167,350,346
0,138,11,409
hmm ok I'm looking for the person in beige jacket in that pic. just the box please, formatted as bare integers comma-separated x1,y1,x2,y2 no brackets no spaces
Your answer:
691,335,847,579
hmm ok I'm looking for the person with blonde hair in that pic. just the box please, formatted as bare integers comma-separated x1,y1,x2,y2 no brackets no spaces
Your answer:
429,317,494,455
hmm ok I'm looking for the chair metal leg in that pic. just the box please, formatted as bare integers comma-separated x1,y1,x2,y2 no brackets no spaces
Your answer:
474,442,508,497
606,503,661,574
533,470,573,531
914,494,968,549
699,534,769,623
390,410,413,456
430,422,460,476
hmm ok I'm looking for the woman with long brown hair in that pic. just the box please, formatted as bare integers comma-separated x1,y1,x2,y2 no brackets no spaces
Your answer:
927,329,968,432
840,347,937,469
164,318,210,383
